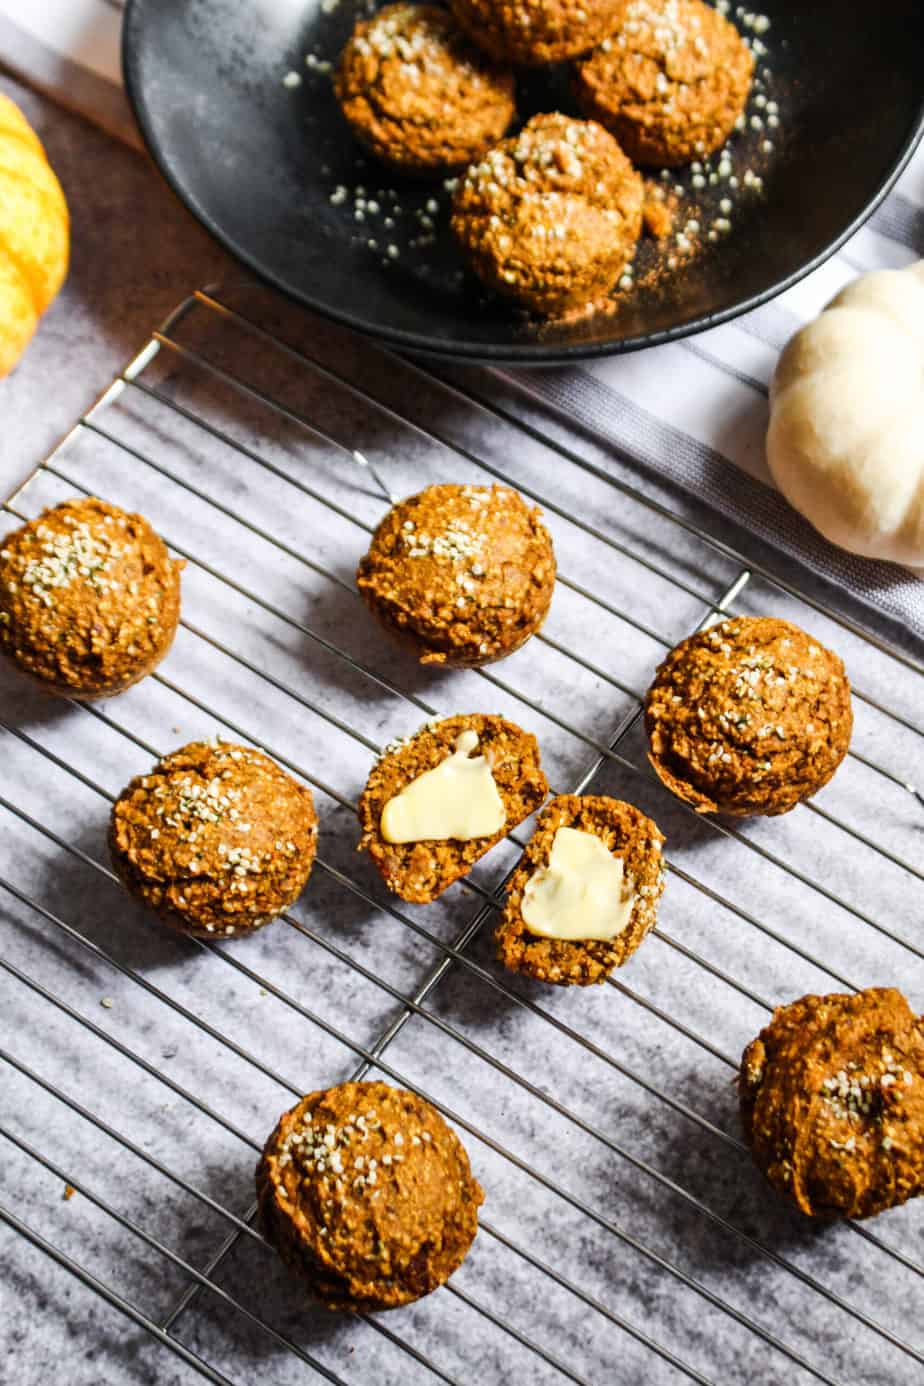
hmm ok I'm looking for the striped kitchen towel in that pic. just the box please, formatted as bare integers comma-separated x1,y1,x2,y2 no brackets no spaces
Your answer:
508,151,924,636
0,0,139,148
1,0,922,637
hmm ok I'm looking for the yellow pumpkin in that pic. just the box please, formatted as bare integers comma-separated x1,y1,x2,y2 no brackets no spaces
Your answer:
0,93,70,378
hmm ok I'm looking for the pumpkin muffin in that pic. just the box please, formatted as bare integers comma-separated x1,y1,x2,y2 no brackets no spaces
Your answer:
740,988,924,1220
644,616,852,817
496,794,665,986
575,0,754,167
451,114,644,316
334,4,515,176
357,483,556,667
450,0,624,65
358,713,547,903
257,1080,484,1310
109,740,318,938
0,497,182,699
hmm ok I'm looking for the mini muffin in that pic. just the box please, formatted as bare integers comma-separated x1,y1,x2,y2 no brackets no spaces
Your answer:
451,114,644,316
740,988,924,1220
496,794,665,985
0,497,182,699
358,713,547,903
450,0,624,65
257,1080,484,1310
109,740,318,938
644,616,852,817
575,0,754,167
333,4,515,176
357,483,556,667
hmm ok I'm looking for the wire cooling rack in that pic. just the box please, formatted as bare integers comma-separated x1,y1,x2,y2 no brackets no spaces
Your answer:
2,285,923,1386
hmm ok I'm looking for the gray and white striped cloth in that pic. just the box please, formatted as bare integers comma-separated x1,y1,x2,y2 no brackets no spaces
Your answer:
1,0,922,636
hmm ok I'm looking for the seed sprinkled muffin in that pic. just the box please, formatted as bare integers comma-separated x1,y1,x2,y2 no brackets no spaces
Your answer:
0,497,182,699
644,616,852,817
450,0,625,66
358,713,547,903
334,4,516,176
496,794,665,985
740,988,924,1220
257,1080,483,1310
109,740,318,938
357,483,556,667
575,0,754,167
452,113,644,317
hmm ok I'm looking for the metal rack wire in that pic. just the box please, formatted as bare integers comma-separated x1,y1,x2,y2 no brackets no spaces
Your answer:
2,285,923,1386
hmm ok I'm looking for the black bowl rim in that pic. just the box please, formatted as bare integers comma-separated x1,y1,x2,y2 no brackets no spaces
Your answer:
122,0,924,365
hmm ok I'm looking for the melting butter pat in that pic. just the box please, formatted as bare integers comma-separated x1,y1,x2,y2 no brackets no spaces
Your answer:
381,729,506,844
521,827,636,942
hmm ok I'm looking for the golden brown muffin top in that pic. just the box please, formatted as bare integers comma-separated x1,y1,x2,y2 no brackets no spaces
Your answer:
740,988,924,1220
576,0,754,166
0,497,183,696
109,740,317,936
258,1080,483,1310
496,794,665,985
450,0,625,66
358,713,548,902
334,3,515,175
452,114,644,316
644,616,852,816
357,483,556,666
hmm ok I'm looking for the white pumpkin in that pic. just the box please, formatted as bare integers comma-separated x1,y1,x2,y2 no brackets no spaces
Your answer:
766,260,924,567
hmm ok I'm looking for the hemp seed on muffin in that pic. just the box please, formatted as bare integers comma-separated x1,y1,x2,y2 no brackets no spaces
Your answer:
357,483,556,667
644,616,852,817
495,794,665,985
257,1080,483,1311
451,114,644,317
358,713,548,903
109,740,318,938
0,497,182,699
450,0,625,66
575,0,754,167
334,4,515,176
740,988,924,1220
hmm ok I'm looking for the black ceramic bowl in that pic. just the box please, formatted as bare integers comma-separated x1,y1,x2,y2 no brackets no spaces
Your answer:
123,0,924,363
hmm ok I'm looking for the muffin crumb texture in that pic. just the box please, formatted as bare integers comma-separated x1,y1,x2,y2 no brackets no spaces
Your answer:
358,713,548,903
644,615,852,816
740,988,924,1219
334,4,515,175
257,1080,483,1310
0,496,183,699
109,740,318,938
452,113,644,316
496,794,666,985
357,483,556,666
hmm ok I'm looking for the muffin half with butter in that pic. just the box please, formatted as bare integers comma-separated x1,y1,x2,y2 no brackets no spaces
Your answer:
358,713,547,903
496,794,665,985
109,739,318,938
0,496,183,699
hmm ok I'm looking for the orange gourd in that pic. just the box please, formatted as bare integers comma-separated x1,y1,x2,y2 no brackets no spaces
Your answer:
0,93,69,377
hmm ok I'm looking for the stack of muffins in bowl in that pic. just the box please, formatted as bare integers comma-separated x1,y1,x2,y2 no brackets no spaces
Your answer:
332,0,756,316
